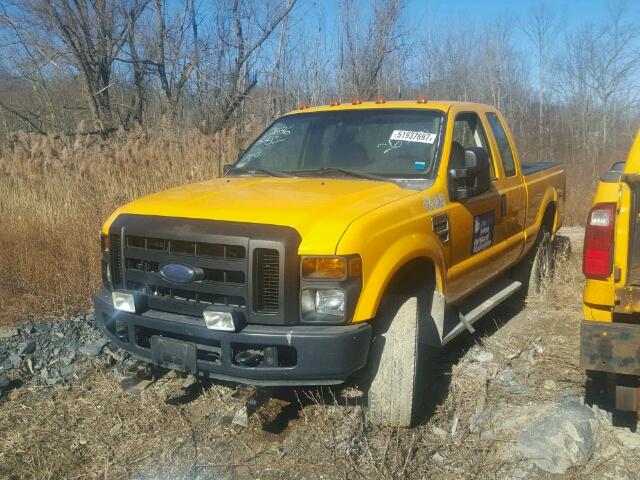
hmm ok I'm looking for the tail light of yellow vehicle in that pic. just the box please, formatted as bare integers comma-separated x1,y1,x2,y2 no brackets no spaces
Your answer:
583,202,616,279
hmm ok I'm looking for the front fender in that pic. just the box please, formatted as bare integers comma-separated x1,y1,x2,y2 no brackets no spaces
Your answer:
349,233,445,323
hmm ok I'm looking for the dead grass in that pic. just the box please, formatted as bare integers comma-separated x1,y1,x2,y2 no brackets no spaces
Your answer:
0,128,245,323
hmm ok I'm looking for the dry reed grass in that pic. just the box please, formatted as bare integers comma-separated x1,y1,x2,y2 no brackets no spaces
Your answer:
0,127,243,323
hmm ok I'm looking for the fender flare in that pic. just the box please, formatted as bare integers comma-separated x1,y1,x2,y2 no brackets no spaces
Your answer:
352,233,445,322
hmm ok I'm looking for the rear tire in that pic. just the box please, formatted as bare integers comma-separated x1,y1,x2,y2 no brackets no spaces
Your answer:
512,226,553,300
363,291,433,427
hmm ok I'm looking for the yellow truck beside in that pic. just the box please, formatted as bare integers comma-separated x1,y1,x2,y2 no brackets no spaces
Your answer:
582,131,640,412
95,99,565,426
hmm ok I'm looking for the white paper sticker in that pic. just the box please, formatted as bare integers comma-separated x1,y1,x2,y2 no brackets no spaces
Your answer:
389,130,436,144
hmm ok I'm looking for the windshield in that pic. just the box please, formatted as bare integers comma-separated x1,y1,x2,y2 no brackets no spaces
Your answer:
234,109,444,178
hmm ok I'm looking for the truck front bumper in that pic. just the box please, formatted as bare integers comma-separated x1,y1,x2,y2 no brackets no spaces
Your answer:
580,320,640,376
93,289,372,386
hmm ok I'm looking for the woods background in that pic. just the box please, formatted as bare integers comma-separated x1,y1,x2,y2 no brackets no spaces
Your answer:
0,0,639,320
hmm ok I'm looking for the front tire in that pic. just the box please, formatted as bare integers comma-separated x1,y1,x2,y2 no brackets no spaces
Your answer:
363,292,433,427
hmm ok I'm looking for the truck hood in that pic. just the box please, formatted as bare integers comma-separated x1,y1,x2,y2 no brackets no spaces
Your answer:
104,177,419,254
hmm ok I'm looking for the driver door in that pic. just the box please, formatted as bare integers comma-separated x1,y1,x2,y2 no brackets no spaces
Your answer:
445,111,504,302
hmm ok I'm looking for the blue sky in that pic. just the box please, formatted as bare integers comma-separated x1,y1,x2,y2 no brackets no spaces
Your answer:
310,0,638,46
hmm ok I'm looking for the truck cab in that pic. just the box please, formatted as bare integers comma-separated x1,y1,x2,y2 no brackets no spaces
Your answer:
95,99,565,426
582,131,640,412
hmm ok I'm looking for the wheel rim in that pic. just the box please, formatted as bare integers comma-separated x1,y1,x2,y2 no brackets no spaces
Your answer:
534,236,551,292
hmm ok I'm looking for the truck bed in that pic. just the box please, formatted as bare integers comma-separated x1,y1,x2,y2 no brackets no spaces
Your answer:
521,161,560,176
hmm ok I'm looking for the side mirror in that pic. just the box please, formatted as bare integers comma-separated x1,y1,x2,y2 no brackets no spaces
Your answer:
599,161,625,182
449,147,491,200
610,161,625,172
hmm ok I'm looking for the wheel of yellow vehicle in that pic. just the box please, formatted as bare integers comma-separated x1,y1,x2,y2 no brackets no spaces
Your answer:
363,293,431,427
512,226,554,300
527,227,553,298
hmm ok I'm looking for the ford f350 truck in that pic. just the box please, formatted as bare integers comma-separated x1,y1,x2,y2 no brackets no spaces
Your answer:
94,99,565,426
581,131,640,413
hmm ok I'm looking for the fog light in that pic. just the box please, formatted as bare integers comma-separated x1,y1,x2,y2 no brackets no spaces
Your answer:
315,289,345,316
112,291,136,313
203,310,235,331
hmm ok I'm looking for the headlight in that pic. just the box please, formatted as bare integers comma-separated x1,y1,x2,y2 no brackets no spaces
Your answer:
299,255,362,324
203,310,235,331
112,291,136,313
301,288,345,321
112,290,146,313
315,289,345,315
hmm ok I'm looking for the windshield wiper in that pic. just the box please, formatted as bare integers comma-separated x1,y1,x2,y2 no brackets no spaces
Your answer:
289,168,393,183
227,166,293,178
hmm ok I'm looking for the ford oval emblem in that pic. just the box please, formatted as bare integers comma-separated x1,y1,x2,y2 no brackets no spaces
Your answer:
160,263,203,284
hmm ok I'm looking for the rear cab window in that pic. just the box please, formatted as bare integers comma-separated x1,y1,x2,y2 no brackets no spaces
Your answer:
486,112,517,177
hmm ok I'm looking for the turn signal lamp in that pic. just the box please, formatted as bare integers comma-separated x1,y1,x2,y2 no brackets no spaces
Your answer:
583,202,616,279
301,256,362,280
302,257,345,279
100,233,109,252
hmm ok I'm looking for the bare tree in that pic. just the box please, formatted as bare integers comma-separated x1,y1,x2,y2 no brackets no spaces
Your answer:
1,0,148,134
151,0,195,121
553,4,640,148
340,0,403,100
521,3,560,156
209,0,297,131
122,0,151,127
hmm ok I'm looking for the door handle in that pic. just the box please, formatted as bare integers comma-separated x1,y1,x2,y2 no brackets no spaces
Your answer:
501,194,507,217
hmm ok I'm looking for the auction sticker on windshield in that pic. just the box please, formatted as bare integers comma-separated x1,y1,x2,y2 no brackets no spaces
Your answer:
389,130,436,144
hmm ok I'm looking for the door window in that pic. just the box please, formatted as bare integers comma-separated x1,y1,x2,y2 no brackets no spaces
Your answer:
451,113,494,177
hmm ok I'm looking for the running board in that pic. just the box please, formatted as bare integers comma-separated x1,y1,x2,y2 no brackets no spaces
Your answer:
442,278,522,345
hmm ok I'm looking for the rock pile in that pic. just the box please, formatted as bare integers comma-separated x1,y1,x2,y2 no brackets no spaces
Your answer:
0,314,112,386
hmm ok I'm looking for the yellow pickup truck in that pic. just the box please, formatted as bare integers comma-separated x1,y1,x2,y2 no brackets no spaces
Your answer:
582,131,640,412
94,99,565,426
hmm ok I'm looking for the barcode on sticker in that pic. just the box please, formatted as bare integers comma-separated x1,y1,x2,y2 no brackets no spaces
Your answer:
390,130,436,144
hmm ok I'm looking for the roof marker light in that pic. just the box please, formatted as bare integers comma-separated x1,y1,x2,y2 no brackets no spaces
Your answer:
299,101,310,110
417,95,428,104
351,97,362,105
330,97,341,106
375,95,386,104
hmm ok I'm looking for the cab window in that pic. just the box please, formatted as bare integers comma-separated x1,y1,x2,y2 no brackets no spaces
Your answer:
486,112,516,177
451,112,494,177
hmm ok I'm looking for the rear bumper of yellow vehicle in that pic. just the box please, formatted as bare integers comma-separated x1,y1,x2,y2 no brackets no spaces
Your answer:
580,320,640,375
